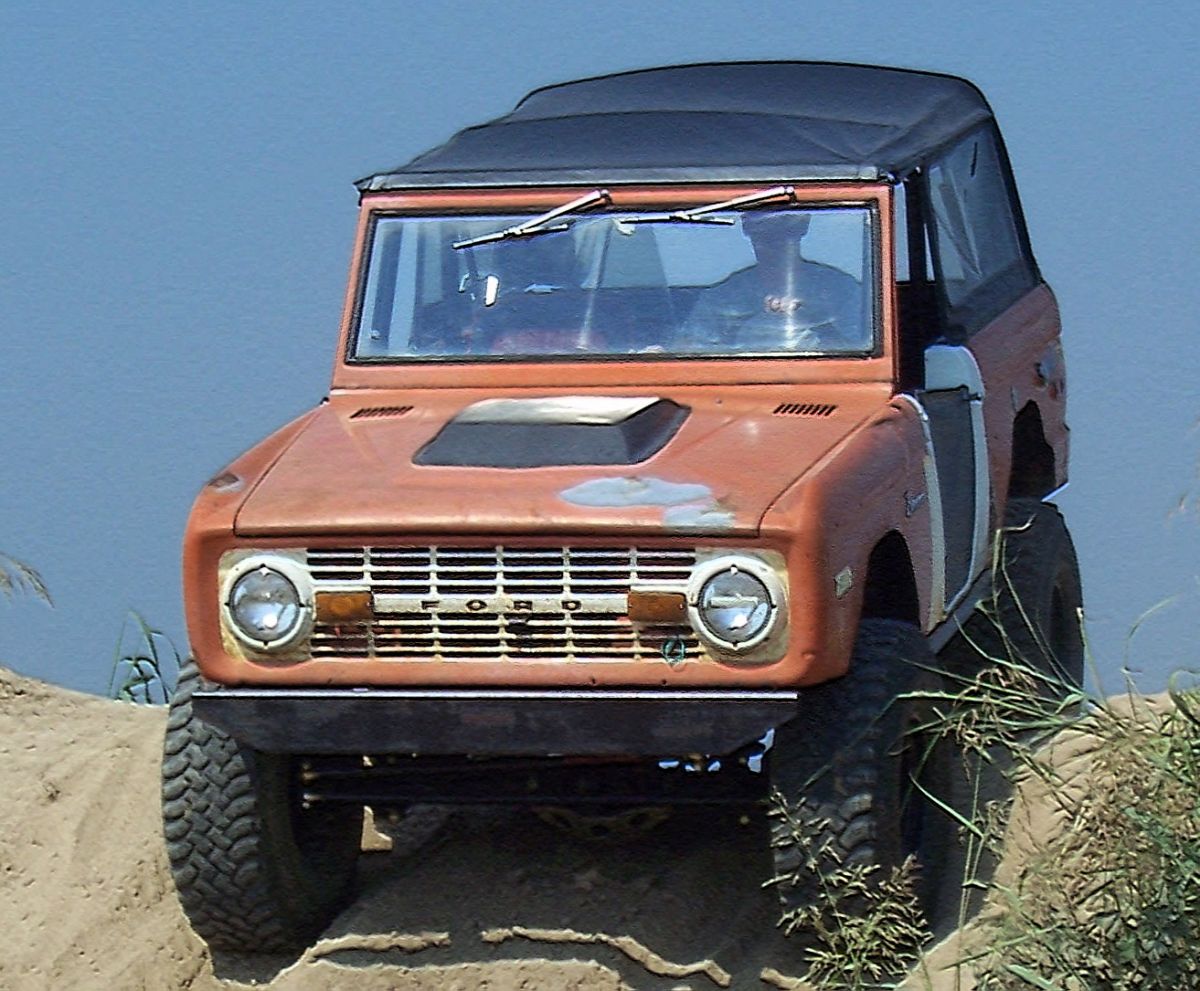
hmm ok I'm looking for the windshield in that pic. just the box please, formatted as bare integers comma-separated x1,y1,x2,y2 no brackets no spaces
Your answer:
352,205,878,362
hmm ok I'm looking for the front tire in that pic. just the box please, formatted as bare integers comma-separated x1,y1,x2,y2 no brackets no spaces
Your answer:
769,619,956,924
161,663,362,951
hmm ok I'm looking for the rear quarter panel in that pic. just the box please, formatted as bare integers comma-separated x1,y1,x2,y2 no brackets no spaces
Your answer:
968,283,1070,521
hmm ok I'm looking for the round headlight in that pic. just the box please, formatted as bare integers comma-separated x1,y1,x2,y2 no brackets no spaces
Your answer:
695,564,776,648
229,567,302,645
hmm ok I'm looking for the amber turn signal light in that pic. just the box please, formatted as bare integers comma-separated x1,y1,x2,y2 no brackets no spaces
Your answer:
314,590,374,624
627,589,687,624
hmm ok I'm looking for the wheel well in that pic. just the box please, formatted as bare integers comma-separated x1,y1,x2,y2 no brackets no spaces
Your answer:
861,532,920,626
1008,403,1056,500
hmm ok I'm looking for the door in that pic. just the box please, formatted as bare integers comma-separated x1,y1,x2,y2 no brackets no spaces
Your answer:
918,345,990,615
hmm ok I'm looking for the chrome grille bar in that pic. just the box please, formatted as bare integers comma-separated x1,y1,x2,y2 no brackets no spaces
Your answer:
305,545,702,663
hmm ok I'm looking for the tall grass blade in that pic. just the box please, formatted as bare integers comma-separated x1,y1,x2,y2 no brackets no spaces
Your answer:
0,552,51,604
108,610,182,704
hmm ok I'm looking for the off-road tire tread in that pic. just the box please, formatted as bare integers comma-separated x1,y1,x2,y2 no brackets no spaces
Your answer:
161,662,358,952
770,620,946,910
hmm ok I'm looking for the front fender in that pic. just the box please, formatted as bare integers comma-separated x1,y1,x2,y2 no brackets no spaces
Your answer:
762,399,934,684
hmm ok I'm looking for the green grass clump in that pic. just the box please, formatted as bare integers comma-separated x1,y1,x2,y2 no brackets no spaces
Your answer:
769,785,931,988
770,634,1200,991
786,856,929,990
967,683,1200,991
108,610,181,704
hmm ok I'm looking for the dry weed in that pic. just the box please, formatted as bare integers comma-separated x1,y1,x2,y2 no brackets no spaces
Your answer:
971,688,1200,990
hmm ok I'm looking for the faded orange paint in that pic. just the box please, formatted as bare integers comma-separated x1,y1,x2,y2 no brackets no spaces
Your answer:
762,396,937,684
232,384,893,537
969,283,1070,522
183,382,897,689
184,181,908,689
183,177,1068,693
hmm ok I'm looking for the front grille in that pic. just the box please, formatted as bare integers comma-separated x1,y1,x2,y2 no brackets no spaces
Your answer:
306,546,702,663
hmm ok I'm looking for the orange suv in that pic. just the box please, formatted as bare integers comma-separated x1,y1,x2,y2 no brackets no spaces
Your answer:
162,62,1082,950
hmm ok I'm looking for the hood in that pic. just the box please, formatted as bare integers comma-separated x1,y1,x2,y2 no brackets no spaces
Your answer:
233,385,891,538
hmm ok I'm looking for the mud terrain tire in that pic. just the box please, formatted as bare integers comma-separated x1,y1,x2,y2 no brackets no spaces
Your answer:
945,498,1084,695
162,662,361,951
768,619,955,921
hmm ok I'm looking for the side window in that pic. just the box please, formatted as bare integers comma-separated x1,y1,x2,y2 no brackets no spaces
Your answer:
926,128,1036,334
357,222,417,355
894,180,939,389
892,181,933,285
894,182,911,283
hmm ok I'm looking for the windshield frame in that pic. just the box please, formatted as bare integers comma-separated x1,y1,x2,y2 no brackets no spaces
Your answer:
333,183,896,391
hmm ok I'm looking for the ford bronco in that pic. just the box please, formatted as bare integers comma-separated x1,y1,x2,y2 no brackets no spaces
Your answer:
162,62,1083,950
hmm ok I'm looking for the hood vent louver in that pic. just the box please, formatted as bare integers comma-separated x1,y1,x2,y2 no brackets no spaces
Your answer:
773,402,838,418
350,405,414,420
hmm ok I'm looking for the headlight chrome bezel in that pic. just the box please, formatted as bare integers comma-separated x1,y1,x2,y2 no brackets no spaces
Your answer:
220,555,314,652
686,554,786,656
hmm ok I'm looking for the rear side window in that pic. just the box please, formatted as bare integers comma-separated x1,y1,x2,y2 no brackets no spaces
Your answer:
927,128,1037,334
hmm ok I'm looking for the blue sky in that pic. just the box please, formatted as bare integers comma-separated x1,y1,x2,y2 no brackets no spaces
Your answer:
2,1,1197,694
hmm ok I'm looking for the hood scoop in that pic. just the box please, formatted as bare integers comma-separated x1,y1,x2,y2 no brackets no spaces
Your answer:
414,396,689,468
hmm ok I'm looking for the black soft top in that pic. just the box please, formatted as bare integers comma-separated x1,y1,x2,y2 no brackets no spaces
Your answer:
357,62,993,192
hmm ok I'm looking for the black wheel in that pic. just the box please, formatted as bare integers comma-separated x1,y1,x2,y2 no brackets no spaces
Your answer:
945,498,1084,696
161,662,362,951
768,619,957,925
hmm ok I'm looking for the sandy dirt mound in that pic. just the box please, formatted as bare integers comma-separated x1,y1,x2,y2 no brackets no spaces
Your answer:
4,664,1112,990
0,666,207,991
0,665,787,989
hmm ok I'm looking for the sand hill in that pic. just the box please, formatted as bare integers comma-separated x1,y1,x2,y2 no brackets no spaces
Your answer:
6,663,1097,990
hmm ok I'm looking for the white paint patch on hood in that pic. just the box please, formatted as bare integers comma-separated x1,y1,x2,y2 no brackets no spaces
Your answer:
664,504,736,529
559,476,735,530
560,476,710,507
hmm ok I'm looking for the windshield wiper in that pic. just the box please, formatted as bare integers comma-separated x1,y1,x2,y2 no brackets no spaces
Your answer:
452,188,612,250
620,184,798,226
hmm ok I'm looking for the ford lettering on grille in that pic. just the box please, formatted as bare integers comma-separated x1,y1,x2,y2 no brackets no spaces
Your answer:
375,594,620,615
304,545,704,663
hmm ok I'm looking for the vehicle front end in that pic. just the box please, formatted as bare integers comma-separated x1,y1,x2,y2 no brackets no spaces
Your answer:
183,182,903,773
